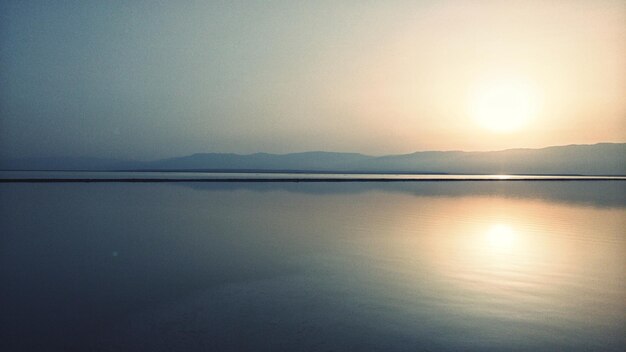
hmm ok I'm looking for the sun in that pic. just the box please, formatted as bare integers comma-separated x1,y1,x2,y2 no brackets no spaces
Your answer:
469,77,538,132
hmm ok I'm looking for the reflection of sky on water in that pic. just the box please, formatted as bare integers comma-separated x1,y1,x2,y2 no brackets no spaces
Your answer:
0,182,624,351
308,192,625,350
181,180,626,208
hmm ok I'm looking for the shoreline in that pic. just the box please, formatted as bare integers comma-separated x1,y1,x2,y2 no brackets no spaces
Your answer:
2,177,625,183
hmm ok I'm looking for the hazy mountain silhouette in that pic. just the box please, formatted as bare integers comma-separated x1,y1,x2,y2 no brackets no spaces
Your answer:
147,151,372,171
2,143,625,175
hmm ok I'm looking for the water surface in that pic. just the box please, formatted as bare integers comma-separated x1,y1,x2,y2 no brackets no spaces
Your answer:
2,170,625,181
1,181,624,351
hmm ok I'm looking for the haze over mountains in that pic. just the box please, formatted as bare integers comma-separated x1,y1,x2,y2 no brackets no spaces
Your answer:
2,143,625,176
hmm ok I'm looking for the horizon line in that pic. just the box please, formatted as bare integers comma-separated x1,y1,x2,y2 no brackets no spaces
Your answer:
3,141,625,162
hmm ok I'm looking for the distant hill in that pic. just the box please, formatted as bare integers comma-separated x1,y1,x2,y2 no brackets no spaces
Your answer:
146,151,372,171
360,143,626,175
1,143,625,175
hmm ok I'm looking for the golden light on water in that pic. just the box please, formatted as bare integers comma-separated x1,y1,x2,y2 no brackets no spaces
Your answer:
382,197,582,296
323,191,625,338
484,224,517,252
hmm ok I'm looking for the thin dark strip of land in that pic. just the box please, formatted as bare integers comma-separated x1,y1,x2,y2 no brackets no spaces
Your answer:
1,177,624,183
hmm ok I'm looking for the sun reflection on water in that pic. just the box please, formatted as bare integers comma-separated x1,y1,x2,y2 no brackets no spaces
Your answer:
307,191,625,349
485,223,516,252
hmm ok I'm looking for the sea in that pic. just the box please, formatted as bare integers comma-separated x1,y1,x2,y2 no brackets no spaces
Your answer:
1,171,624,351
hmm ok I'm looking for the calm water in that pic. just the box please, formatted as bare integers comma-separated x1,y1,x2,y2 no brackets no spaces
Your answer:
2,170,626,181
1,181,624,351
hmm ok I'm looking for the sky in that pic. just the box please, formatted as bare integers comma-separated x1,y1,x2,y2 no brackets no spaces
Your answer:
1,0,624,160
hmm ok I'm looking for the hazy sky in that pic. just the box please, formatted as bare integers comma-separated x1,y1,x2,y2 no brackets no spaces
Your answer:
1,0,624,160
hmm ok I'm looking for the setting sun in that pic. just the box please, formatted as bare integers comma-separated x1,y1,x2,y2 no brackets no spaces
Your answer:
469,77,539,133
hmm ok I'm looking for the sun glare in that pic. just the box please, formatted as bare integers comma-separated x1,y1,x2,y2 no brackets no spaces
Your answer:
470,77,538,133
485,224,517,252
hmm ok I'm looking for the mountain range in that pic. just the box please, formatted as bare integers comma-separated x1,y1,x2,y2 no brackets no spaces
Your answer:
2,143,625,175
